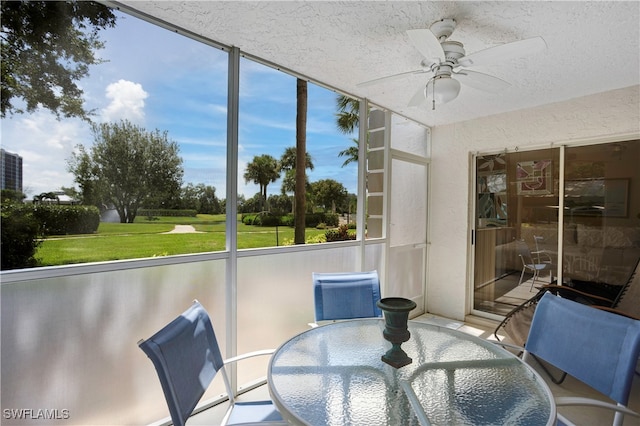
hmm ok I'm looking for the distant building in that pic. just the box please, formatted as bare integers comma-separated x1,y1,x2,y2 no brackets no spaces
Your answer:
38,191,79,205
1,148,23,192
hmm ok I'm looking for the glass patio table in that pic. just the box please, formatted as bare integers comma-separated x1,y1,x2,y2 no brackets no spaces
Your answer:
268,319,555,425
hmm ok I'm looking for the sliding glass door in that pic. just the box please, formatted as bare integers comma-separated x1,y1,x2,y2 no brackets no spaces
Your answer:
473,140,639,317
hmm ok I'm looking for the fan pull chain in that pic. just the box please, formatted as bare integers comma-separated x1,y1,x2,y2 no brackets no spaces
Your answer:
432,78,436,110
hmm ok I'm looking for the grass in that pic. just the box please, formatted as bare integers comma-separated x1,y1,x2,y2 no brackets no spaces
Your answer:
35,214,329,266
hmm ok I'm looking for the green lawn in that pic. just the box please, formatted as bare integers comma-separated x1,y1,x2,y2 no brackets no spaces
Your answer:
36,214,328,266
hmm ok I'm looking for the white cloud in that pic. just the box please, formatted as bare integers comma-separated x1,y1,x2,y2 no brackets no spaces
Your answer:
101,79,148,123
1,111,91,198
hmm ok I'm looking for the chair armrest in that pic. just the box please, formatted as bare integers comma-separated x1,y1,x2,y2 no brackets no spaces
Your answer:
555,397,640,417
224,349,276,365
591,306,640,320
540,284,614,306
532,250,553,263
490,340,525,352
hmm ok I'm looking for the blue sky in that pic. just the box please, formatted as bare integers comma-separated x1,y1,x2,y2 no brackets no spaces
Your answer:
0,9,357,200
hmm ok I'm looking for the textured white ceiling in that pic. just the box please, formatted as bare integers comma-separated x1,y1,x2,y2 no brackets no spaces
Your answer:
120,1,640,128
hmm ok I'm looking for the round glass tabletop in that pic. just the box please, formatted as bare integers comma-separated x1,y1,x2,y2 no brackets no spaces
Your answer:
268,318,554,425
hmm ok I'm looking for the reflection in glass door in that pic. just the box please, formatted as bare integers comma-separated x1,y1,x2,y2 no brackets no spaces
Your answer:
562,141,640,302
473,148,560,316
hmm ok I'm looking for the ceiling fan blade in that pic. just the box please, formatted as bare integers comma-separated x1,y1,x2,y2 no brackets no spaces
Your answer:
457,36,547,67
357,69,429,88
406,29,445,63
407,84,427,107
454,70,511,93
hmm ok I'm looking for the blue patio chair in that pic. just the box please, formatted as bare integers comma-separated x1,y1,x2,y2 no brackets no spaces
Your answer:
138,300,286,426
311,270,382,326
523,292,640,426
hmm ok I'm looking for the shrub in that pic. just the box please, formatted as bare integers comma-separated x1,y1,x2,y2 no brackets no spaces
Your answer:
306,212,339,228
1,204,42,270
242,214,255,225
323,213,339,227
32,204,100,235
306,234,326,244
280,214,294,227
325,224,356,242
253,212,280,227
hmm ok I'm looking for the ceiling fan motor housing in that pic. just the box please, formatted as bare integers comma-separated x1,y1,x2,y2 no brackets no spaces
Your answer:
440,41,465,62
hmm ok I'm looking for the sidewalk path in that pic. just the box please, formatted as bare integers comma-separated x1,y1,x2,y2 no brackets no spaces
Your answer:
163,225,203,234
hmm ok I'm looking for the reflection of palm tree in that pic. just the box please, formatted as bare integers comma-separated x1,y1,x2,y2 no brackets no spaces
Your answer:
244,154,279,211
336,95,360,167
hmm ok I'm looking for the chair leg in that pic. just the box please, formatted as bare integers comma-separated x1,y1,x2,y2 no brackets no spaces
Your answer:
530,270,538,291
613,406,627,426
518,268,526,286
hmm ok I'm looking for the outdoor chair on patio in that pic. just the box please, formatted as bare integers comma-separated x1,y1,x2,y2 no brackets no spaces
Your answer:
138,300,286,426
310,270,382,327
516,239,554,291
514,292,640,426
495,255,640,348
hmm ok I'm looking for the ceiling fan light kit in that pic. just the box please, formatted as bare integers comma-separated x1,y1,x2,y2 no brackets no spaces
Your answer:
427,75,461,108
358,17,547,111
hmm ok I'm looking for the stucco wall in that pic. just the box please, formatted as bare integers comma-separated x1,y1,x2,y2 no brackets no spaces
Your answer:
428,85,640,320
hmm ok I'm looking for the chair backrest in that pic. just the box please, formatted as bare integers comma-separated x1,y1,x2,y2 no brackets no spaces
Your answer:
612,256,640,315
533,235,545,253
574,253,640,308
139,301,224,426
515,239,534,264
312,271,382,322
526,292,640,405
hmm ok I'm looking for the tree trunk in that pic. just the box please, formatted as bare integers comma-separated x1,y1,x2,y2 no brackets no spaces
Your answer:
295,79,307,244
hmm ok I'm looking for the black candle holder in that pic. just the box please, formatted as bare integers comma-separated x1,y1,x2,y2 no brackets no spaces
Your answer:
377,297,417,368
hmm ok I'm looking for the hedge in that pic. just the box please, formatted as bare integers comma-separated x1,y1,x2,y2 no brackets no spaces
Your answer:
138,209,197,218
244,212,340,228
280,212,339,228
32,204,101,235
1,203,41,269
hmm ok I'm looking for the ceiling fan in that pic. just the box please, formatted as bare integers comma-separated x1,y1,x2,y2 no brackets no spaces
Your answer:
358,18,547,110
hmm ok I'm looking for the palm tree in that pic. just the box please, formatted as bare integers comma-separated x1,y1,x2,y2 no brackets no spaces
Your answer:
295,79,307,244
280,146,314,203
336,95,360,167
338,138,359,167
243,154,279,211
279,146,314,172
336,95,360,134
